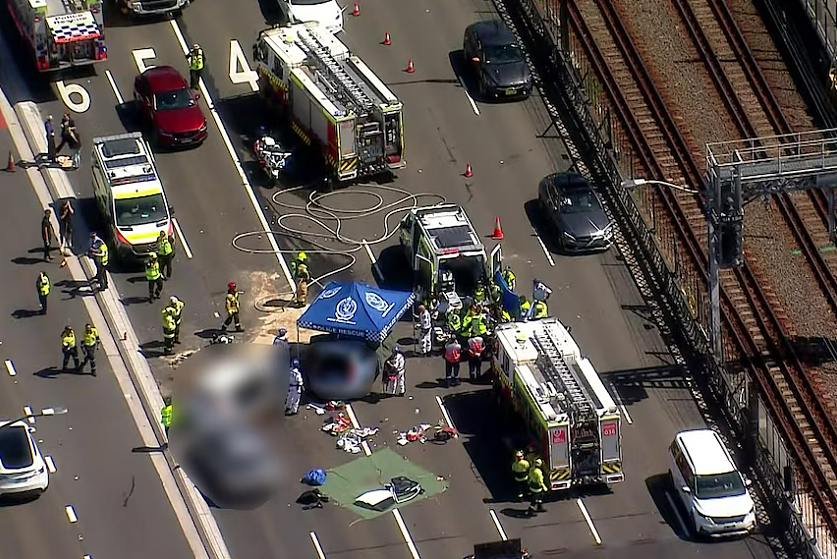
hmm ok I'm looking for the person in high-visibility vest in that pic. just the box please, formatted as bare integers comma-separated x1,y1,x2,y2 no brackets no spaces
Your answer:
145,252,163,302
527,458,548,515
156,231,175,279
293,254,310,307
532,299,548,319
290,251,308,278
161,396,173,437
518,295,531,321
61,326,80,371
89,232,109,291
512,450,530,500
474,282,486,305
162,305,177,355
36,271,50,315
168,296,185,344
502,266,516,291
221,282,243,332
445,310,461,336
186,44,204,90
489,281,502,305
80,323,100,375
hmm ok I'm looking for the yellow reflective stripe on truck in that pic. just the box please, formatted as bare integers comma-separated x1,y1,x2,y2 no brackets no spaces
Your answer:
113,189,160,199
602,461,622,474
550,468,571,481
121,230,161,244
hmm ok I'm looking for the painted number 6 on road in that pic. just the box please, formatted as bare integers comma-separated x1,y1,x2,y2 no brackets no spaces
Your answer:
56,81,90,113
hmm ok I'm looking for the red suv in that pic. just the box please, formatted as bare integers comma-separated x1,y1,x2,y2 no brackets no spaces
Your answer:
133,65,207,147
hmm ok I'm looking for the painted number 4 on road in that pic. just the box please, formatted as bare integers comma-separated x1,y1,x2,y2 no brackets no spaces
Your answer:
229,40,258,93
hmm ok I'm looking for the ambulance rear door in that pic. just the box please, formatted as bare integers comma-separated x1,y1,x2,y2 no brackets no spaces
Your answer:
599,415,624,484
490,243,502,278
547,421,571,490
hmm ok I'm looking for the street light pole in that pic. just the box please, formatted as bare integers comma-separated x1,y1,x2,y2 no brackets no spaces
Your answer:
0,407,68,431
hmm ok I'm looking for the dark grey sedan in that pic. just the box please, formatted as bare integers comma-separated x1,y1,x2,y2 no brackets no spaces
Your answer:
538,173,613,253
463,20,532,100
306,336,380,401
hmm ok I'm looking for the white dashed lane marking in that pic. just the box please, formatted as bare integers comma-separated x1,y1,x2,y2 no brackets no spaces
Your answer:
45,455,56,473
5,359,16,376
23,406,35,423
65,505,78,523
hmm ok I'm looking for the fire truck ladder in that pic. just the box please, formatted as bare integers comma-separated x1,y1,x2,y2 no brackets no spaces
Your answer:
531,327,594,416
296,29,376,113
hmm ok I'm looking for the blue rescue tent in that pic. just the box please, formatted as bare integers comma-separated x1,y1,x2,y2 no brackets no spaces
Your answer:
297,282,415,344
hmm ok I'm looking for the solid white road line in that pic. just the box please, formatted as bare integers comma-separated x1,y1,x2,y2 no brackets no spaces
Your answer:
611,385,633,425
665,492,688,536
171,218,193,259
576,498,601,545
344,403,373,456
45,455,57,474
434,395,458,438
392,508,422,559
456,75,480,116
489,509,508,541
534,232,555,267
168,20,297,293
65,505,78,523
23,406,35,423
362,239,383,279
4,359,16,376
104,70,124,104
309,532,327,559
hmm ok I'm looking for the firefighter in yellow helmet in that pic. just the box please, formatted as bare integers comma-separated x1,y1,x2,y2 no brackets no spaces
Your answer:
512,450,530,500
292,252,310,307
527,458,548,515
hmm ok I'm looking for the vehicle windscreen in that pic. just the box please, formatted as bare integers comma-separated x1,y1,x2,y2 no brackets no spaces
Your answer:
290,0,331,6
0,427,33,469
559,189,603,214
154,89,195,111
484,44,523,65
694,472,747,499
114,193,167,227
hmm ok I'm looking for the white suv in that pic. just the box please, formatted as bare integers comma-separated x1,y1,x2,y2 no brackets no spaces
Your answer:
669,429,756,538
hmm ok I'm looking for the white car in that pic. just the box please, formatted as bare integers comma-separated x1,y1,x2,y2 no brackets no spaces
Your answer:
279,0,344,34
669,429,756,538
0,420,49,498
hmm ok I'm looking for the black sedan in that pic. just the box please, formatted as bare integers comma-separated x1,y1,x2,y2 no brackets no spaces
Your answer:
463,20,532,100
538,173,613,253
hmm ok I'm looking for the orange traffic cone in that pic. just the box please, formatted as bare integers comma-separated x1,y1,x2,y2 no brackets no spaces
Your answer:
463,161,473,178
352,1,360,15
406,58,414,73
5,151,14,172
491,217,504,240
382,31,391,46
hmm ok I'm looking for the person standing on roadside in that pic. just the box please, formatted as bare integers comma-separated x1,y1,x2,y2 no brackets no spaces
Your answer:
88,232,109,291
59,200,74,263
156,230,175,279
186,44,204,90
443,334,461,387
56,114,78,153
61,326,80,371
80,323,100,376
145,252,163,302
41,208,56,262
44,115,56,162
221,282,243,332
36,271,50,315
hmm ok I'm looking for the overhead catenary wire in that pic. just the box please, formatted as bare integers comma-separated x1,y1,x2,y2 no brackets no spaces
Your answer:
232,184,446,312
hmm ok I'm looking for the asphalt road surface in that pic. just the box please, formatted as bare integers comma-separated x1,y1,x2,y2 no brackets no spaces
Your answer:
0,0,789,556
0,127,194,558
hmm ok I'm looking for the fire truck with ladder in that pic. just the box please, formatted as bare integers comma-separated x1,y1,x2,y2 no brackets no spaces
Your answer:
8,0,107,72
252,22,405,186
492,318,624,490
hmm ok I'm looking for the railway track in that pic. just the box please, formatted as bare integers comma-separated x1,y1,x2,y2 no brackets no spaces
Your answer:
567,0,837,536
